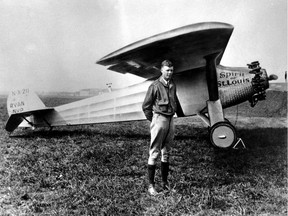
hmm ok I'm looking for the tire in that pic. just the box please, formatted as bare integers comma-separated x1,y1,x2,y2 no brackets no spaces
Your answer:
209,121,237,149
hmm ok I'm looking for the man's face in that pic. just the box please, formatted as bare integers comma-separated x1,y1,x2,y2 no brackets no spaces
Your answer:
161,66,174,81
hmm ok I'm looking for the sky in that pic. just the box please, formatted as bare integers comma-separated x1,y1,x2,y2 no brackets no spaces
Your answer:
0,0,287,92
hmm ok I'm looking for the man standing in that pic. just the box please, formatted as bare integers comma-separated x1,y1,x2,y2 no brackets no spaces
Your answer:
142,60,178,195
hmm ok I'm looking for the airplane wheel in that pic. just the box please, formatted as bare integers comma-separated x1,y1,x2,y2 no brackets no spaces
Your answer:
209,121,237,149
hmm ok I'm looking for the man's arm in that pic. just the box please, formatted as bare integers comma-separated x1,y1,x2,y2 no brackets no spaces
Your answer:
142,84,155,121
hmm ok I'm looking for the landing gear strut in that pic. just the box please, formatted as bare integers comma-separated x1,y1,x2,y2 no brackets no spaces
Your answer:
204,52,237,149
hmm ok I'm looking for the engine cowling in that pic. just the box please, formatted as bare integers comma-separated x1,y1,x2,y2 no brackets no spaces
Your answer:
217,62,278,108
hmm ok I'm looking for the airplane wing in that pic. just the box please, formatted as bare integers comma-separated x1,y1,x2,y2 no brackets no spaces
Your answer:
97,22,234,79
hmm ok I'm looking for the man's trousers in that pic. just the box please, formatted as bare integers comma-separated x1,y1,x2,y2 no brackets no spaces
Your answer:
148,113,174,165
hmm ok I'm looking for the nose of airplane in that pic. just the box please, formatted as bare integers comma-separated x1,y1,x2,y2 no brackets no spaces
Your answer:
247,61,278,107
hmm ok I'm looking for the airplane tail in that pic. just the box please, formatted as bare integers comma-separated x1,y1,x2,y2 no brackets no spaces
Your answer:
5,89,54,132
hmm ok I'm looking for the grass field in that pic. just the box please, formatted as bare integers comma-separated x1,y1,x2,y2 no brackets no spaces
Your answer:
0,91,287,215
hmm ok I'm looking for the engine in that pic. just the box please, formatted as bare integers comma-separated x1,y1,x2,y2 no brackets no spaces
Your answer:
218,61,277,108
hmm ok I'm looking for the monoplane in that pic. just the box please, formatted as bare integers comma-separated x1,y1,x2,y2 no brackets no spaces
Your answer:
5,22,277,148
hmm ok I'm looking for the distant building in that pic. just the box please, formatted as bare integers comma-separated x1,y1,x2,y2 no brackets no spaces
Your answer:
78,89,90,96
75,88,109,97
60,92,76,97
39,88,111,97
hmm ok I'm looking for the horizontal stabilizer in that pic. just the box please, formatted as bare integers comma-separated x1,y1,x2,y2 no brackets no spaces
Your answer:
5,108,54,132
5,114,24,132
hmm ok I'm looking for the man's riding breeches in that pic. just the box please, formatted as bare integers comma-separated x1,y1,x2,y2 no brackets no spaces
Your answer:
148,113,174,165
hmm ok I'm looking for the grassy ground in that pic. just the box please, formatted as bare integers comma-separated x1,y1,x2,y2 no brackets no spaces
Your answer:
0,92,287,215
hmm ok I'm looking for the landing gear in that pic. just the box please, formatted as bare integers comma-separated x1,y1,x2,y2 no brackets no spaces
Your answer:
204,53,238,149
209,121,237,149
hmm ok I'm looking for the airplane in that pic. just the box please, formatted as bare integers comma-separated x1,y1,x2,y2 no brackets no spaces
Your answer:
5,22,278,149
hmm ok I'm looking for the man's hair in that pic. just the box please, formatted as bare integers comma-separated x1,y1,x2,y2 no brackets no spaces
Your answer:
161,60,173,68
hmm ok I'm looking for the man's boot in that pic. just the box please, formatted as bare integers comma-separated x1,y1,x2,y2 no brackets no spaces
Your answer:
148,165,158,195
161,162,169,190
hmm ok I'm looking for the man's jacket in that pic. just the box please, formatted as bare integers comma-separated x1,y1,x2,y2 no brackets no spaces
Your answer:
142,76,178,121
